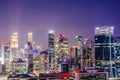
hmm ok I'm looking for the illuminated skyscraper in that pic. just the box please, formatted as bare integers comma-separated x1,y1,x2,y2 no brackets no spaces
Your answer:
11,32,18,48
11,59,27,74
48,30,55,72
83,39,95,67
75,36,83,57
39,50,49,73
75,36,83,47
75,36,84,71
10,32,18,63
1,42,10,74
58,34,69,59
28,32,33,43
95,26,115,78
48,30,54,48
54,34,69,72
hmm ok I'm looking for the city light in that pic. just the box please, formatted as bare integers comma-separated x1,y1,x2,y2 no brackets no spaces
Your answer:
0,26,119,80
0,0,119,79
49,30,54,34
96,27,99,30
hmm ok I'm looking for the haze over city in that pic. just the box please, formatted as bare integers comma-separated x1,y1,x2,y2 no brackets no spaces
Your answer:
0,0,120,49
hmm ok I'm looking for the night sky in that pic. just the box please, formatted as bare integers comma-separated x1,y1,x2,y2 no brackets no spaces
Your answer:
0,0,120,49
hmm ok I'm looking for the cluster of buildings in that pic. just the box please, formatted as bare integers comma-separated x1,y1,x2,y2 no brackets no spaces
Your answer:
0,26,120,79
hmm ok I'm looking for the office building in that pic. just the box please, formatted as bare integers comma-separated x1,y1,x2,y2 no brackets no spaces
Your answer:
114,36,120,78
10,32,18,62
95,26,115,78
75,36,84,71
48,30,55,72
39,50,49,73
11,32,18,48
83,39,95,67
11,59,27,74
33,50,40,75
28,32,33,43
1,42,10,74
54,34,69,72
58,34,69,59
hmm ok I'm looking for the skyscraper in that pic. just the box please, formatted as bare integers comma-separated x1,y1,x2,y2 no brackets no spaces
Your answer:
83,39,95,67
75,36,84,71
59,34,69,59
11,32,18,48
75,36,83,58
1,42,10,74
48,30,55,72
54,34,69,72
10,33,18,62
28,32,33,43
95,26,115,78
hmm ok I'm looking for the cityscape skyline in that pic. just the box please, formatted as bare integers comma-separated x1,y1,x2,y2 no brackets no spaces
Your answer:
0,0,120,49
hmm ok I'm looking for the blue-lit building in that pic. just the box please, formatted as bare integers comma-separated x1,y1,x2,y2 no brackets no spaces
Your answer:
95,26,116,78
33,50,40,73
114,36,120,77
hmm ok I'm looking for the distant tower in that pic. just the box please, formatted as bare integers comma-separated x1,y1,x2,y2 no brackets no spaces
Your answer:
1,42,10,74
59,34,69,59
75,36,83,47
48,30,55,72
10,32,18,62
48,30,54,48
75,36,83,57
75,36,84,71
28,32,33,43
11,32,18,48
83,38,95,67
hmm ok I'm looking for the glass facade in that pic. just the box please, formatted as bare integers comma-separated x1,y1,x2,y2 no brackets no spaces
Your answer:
95,46,114,60
95,26,116,78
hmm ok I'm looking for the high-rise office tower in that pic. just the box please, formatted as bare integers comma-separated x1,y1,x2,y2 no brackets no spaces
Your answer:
1,42,10,64
11,32,18,48
48,30,55,72
75,36,84,71
54,37,60,72
1,42,10,74
54,34,69,73
10,32,18,62
28,32,33,43
76,36,83,47
11,59,27,74
33,50,40,75
83,39,95,67
114,36,120,77
58,34,69,59
95,26,115,78
39,50,49,73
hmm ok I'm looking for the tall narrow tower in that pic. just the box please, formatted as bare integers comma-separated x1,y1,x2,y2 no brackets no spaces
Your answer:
28,32,33,43
10,32,18,62
75,36,84,71
1,42,10,74
48,30,55,72
11,32,18,48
